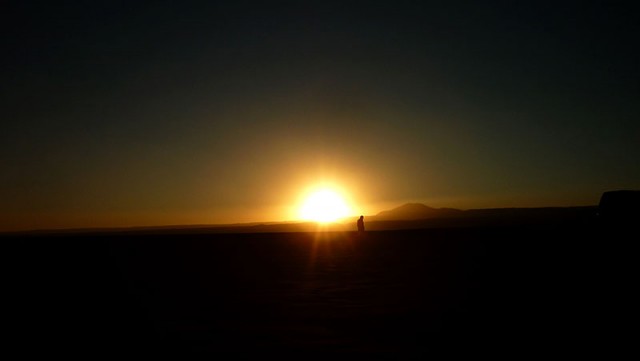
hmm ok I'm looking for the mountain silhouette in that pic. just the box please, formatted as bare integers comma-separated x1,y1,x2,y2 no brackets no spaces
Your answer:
374,203,464,220
366,202,598,229
598,190,640,218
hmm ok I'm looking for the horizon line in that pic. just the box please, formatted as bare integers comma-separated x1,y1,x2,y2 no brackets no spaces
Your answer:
1,203,600,235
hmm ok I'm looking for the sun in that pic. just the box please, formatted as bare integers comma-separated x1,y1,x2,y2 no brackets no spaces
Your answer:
299,188,351,223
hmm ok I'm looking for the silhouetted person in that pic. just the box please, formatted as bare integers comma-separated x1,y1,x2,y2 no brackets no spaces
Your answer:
357,215,365,235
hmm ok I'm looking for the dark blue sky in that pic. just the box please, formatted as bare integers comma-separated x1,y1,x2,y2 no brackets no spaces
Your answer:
2,1,639,230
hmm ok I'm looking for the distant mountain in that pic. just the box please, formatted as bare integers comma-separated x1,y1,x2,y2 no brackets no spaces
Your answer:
373,203,464,220
369,203,598,228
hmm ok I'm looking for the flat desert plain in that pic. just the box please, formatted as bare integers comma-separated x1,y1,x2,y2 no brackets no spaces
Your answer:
4,225,628,357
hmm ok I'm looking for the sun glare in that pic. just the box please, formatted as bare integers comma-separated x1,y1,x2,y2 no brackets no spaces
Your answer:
299,188,351,223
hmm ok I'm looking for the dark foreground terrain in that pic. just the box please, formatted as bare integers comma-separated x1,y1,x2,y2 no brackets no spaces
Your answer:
4,224,632,357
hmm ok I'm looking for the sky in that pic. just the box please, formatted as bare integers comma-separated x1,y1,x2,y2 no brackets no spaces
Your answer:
2,0,639,231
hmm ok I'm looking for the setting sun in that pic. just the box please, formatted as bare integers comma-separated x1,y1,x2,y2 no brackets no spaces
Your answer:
299,188,351,223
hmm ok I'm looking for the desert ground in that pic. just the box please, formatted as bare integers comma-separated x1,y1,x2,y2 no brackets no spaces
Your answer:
4,223,629,357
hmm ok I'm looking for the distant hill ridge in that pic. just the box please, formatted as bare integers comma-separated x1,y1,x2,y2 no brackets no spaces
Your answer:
374,203,463,220
371,202,596,222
